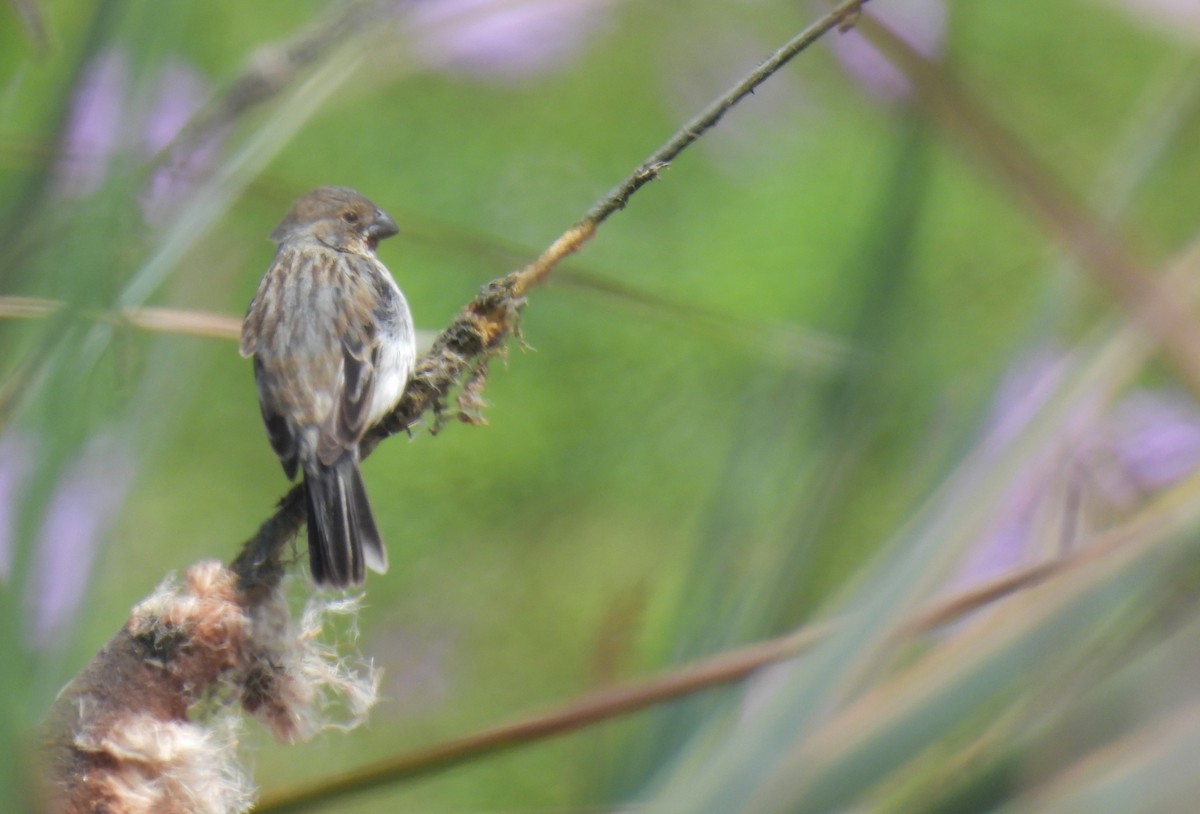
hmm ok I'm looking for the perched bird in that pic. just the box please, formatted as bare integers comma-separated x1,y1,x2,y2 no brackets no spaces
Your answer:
240,186,415,587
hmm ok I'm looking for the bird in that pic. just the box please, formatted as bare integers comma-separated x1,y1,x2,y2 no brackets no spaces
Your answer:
240,186,415,587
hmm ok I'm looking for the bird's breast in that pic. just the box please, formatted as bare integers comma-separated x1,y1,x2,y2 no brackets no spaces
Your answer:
366,271,416,426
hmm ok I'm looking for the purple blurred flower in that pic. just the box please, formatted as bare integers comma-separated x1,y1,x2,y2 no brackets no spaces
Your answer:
827,0,946,101
141,61,209,155
51,50,218,220
405,0,608,82
54,49,128,199
0,431,135,648
27,434,135,649
1109,391,1200,491
139,60,219,223
955,348,1200,588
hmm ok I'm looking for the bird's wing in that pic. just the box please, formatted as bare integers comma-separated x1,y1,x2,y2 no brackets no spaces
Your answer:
240,292,263,358
316,257,381,466
254,356,300,480
240,249,286,358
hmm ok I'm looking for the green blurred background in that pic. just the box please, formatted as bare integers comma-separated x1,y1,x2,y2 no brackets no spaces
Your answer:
5,0,1200,811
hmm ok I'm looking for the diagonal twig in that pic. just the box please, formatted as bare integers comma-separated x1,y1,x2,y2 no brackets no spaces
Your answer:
230,0,872,592
256,503,1156,812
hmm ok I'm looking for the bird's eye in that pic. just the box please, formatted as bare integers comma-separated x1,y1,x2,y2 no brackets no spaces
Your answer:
342,211,360,224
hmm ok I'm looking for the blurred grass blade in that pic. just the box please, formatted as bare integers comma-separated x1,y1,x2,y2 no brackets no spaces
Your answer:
748,478,1200,813
649,217,1200,812
859,15,1200,397
999,699,1200,813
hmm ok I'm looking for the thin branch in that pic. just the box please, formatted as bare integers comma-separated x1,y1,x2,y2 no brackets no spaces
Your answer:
0,296,243,340
583,0,867,228
256,508,1150,813
231,0,871,589
257,625,830,813
517,0,872,292
401,213,850,368
0,259,850,368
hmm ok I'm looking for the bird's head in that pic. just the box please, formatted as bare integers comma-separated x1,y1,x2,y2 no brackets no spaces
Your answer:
270,185,398,254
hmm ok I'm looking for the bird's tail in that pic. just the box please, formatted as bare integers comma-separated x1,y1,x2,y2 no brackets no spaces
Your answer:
303,453,388,587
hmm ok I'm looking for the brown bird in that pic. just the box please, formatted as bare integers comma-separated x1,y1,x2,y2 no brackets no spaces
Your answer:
240,186,415,587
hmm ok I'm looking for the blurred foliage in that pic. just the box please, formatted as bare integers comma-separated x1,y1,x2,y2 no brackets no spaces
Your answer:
4,0,1200,811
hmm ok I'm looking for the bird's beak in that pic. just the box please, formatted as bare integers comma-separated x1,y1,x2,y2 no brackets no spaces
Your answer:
367,210,399,243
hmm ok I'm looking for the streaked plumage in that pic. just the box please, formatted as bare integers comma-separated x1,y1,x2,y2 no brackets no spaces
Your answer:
240,186,415,587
